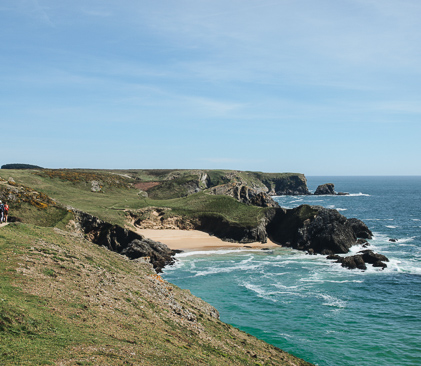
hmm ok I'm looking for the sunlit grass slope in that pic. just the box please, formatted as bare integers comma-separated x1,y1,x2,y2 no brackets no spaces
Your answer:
0,223,312,365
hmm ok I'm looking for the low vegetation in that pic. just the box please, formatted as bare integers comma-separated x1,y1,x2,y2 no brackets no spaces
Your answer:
0,169,272,228
0,222,311,365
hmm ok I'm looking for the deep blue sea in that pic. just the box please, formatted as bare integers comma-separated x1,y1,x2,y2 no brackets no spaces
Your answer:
162,177,421,366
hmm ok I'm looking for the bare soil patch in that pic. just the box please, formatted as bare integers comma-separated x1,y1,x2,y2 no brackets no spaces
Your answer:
134,181,160,191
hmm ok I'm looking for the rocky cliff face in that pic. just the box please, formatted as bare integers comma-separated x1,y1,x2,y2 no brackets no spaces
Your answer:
261,174,310,195
268,205,350,254
264,204,388,269
72,210,176,272
266,205,373,255
142,170,311,200
208,183,280,208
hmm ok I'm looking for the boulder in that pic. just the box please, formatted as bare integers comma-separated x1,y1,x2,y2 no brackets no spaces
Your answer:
358,250,389,264
372,261,388,269
326,250,389,271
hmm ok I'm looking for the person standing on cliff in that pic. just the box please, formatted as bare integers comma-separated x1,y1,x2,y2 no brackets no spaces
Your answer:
0,201,4,223
3,202,8,223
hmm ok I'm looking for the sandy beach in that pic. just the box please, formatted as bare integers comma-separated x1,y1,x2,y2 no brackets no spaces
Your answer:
134,228,279,251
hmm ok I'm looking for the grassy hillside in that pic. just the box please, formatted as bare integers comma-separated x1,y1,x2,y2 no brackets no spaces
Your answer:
0,169,270,228
0,222,312,365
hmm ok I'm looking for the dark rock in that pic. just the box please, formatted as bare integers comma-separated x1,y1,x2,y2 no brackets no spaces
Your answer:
267,205,358,254
7,216,23,223
356,238,368,245
249,192,280,208
314,183,335,195
195,212,270,244
373,261,388,269
326,254,341,260
358,250,389,263
261,174,311,196
73,210,175,273
336,192,349,196
348,218,373,239
389,238,398,242
307,248,315,255
338,255,367,270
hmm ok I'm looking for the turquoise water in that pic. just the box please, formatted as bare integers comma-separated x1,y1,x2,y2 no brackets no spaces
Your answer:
162,177,421,366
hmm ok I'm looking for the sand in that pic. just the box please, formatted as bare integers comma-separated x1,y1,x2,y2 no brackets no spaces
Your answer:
134,228,279,251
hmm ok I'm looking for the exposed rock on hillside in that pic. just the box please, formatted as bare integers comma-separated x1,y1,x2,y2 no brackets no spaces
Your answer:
208,183,279,208
256,173,310,195
72,210,175,272
128,207,197,230
195,214,270,244
140,170,311,200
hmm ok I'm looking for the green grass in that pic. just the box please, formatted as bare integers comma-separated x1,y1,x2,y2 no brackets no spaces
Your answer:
0,223,312,366
0,169,270,228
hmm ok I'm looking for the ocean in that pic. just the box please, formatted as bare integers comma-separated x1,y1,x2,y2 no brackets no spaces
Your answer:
162,176,421,366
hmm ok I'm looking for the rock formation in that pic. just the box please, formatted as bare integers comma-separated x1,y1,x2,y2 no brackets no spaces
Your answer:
208,183,279,208
267,205,360,254
314,183,348,196
72,210,175,272
314,183,336,195
348,218,373,239
327,250,389,270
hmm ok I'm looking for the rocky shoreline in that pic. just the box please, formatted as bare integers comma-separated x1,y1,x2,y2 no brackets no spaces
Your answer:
128,203,389,271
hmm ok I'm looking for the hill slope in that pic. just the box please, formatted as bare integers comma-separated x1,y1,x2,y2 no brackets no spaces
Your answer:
0,222,312,365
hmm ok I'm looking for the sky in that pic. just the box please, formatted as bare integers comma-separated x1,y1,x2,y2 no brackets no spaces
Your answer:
1,0,421,175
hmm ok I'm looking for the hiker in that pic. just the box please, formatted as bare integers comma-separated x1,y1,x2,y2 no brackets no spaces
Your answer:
0,201,3,223
3,202,8,223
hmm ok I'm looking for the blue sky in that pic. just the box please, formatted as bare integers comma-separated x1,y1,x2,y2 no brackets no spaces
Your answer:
1,0,420,175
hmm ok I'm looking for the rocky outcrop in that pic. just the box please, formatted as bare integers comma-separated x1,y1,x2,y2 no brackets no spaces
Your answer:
327,250,389,270
358,250,389,267
267,205,358,254
265,204,389,270
258,174,310,195
208,183,279,208
72,210,175,272
314,183,348,195
327,254,367,270
314,183,336,195
128,207,197,230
